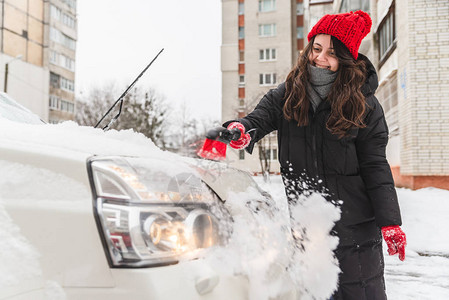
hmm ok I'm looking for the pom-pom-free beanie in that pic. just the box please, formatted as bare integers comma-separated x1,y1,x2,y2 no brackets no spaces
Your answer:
307,10,372,60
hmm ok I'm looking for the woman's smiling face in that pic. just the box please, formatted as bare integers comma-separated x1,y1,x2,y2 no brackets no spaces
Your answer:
308,34,339,72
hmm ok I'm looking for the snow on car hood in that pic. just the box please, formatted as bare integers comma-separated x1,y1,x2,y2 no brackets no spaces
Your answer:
0,118,256,201
0,119,171,159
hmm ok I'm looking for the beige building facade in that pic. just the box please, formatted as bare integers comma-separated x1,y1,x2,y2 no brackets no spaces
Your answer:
370,0,449,189
222,0,449,189
0,0,77,123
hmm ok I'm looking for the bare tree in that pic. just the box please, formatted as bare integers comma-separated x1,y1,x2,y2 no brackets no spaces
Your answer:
235,92,275,178
75,83,119,127
165,100,219,157
76,84,169,149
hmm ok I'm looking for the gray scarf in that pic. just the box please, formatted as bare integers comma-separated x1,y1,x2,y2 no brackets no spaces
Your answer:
307,64,338,111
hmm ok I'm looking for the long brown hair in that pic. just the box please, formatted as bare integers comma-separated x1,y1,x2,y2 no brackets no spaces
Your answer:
283,35,367,137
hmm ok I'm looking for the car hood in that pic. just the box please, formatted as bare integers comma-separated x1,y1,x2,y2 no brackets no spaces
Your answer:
0,119,258,201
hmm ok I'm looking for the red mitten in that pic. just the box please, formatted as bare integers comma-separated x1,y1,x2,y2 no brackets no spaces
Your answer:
382,225,407,261
227,122,251,150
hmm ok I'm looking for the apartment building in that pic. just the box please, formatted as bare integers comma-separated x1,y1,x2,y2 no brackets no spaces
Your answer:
367,0,448,189
221,0,307,174
221,0,449,189
0,0,77,123
333,0,449,190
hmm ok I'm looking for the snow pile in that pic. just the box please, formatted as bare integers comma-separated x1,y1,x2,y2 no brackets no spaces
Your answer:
205,175,341,300
396,187,449,254
288,193,341,299
257,176,341,300
208,186,295,299
0,119,173,160
384,187,449,299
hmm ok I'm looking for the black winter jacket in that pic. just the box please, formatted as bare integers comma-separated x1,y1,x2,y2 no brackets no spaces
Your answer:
226,54,402,229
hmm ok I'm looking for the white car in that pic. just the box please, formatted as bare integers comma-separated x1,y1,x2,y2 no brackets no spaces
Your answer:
0,93,297,300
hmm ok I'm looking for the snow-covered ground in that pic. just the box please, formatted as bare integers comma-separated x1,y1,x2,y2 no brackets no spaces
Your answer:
255,176,449,299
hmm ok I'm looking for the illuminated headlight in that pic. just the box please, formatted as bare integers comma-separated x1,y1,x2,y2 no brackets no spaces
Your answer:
87,156,232,267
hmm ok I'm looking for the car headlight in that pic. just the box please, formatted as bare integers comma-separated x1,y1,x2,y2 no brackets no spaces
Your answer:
87,156,232,268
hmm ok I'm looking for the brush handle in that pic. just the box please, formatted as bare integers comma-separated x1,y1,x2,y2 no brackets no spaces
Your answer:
205,127,241,144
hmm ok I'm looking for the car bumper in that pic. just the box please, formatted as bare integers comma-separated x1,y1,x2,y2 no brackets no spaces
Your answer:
62,260,297,300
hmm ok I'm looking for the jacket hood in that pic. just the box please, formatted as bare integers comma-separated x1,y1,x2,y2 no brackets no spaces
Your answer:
358,53,378,96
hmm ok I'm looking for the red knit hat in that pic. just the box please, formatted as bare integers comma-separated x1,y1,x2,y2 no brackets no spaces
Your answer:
307,10,372,60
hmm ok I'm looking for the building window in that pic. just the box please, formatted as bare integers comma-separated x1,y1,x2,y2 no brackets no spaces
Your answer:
50,4,61,19
239,75,245,86
262,148,277,160
258,24,276,37
272,149,278,160
60,100,67,112
239,150,245,160
297,27,304,39
62,33,76,50
259,48,276,61
49,50,59,64
50,27,76,50
60,100,75,113
297,2,304,15
49,95,59,110
50,51,75,71
62,55,75,71
51,4,76,28
378,4,396,63
239,26,245,39
259,0,276,12
377,73,398,114
238,2,244,15
50,72,60,88
60,77,75,92
259,73,277,86
49,96,75,113
339,0,369,13
377,73,398,136
50,27,58,42
62,13,76,28
61,0,76,9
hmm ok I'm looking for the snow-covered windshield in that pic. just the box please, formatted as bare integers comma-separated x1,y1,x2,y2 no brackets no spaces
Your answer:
0,93,44,125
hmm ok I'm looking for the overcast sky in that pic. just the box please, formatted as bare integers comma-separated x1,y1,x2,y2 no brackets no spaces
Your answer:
75,0,222,120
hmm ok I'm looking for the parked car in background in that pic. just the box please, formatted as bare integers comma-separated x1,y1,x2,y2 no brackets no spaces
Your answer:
0,93,296,300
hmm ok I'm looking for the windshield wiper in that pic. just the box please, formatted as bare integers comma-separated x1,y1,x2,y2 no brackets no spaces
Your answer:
94,48,164,130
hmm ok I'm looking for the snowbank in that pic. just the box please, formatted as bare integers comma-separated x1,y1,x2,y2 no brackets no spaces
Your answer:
396,187,449,254
256,176,449,299
384,187,449,299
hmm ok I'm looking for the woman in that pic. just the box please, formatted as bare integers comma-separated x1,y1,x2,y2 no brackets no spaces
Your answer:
222,11,406,300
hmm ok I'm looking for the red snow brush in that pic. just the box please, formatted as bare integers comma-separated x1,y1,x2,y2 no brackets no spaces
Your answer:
197,127,242,160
